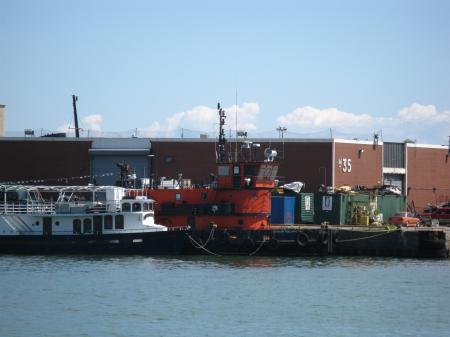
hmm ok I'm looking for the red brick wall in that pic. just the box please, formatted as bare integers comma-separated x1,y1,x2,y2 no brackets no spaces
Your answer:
407,146,450,210
334,142,383,188
150,140,333,192
270,142,332,192
150,141,217,185
0,139,92,184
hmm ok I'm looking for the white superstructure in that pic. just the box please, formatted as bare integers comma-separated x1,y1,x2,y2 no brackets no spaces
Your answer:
0,185,166,236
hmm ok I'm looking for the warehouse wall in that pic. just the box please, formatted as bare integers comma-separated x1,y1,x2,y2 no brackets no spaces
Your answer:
271,141,332,192
150,140,217,185
407,144,450,210
0,138,92,184
334,141,383,188
150,139,333,192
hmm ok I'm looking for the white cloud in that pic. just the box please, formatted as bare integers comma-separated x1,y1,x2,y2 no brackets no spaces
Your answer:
57,113,103,136
277,106,375,131
81,114,103,132
138,102,260,137
397,103,450,123
276,103,450,144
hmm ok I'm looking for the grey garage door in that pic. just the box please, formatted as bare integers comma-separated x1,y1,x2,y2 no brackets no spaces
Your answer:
90,155,149,186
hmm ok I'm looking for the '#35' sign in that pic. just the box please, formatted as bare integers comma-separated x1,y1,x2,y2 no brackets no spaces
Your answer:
337,158,352,173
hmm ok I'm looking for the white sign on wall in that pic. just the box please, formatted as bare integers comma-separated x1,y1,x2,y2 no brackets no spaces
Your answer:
337,158,352,173
322,196,333,211
304,195,311,211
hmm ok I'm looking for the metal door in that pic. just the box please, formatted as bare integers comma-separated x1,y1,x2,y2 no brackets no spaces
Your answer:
43,217,52,236
93,216,103,235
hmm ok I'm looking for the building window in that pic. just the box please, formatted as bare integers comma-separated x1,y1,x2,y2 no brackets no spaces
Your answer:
104,215,113,230
73,219,81,234
133,202,141,212
115,215,124,229
83,218,92,234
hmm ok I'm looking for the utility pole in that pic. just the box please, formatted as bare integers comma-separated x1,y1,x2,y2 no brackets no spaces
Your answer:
72,95,80,138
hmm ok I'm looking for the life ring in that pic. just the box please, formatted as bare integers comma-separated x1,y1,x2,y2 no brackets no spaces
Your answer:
296,231,309,246
267,238,279,251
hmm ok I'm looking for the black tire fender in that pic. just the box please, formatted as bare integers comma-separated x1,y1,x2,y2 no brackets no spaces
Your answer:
296,231,309,246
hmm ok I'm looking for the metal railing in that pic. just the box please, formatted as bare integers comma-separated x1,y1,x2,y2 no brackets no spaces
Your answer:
0,202,56,214
0,200,121,215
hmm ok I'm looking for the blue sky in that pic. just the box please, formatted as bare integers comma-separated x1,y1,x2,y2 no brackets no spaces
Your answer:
1,0,450,143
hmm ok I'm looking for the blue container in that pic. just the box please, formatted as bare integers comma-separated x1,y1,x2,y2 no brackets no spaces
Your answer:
271,196,296,225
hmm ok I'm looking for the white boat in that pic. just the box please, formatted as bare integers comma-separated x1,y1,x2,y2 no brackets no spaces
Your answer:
0,185,188,254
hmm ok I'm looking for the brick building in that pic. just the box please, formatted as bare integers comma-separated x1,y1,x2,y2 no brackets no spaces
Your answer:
0,136,448,210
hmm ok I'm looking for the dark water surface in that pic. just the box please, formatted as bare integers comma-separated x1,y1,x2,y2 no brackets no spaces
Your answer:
1,255,449,337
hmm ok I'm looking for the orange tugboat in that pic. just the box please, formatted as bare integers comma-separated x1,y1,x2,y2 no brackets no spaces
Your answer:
132,103,279,232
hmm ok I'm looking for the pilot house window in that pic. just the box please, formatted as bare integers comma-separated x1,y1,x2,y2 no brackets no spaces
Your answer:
133,203,141,212
122,203,131,212
218,165,230,176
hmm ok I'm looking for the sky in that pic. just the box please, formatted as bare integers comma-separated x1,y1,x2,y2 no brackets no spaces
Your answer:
1,0,450,144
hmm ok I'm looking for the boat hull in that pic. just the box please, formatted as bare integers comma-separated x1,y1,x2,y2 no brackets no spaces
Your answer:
0,230,189,255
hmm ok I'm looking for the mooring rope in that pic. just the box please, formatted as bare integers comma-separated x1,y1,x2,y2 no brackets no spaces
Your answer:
335,228,401,243
187,234,221,256
187,227,221,256
249,239,267,256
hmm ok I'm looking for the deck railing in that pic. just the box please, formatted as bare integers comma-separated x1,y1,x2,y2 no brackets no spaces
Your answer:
0,202,56,214
0,200,121,214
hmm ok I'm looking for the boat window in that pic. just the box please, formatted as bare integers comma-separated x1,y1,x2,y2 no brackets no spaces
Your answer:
233,165,240,175
201,193,207,200
143,202,149,211
122,202,131,212
175,193,181,201
244,164,258,176
115,215,124,229
83,218,92,234
218,165,230,176
73,219,81,234
104,215,113,230
94,191,106,202
133,203,141,212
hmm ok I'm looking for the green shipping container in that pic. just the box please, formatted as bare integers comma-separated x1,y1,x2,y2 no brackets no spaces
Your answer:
299,193,314,223
314,193,349,225
377,194,407,221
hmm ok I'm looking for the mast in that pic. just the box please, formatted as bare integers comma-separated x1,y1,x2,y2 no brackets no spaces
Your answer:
217,102,227,163
72,95,80,138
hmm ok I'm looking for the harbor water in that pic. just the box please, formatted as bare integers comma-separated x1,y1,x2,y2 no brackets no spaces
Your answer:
1,255,450,337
